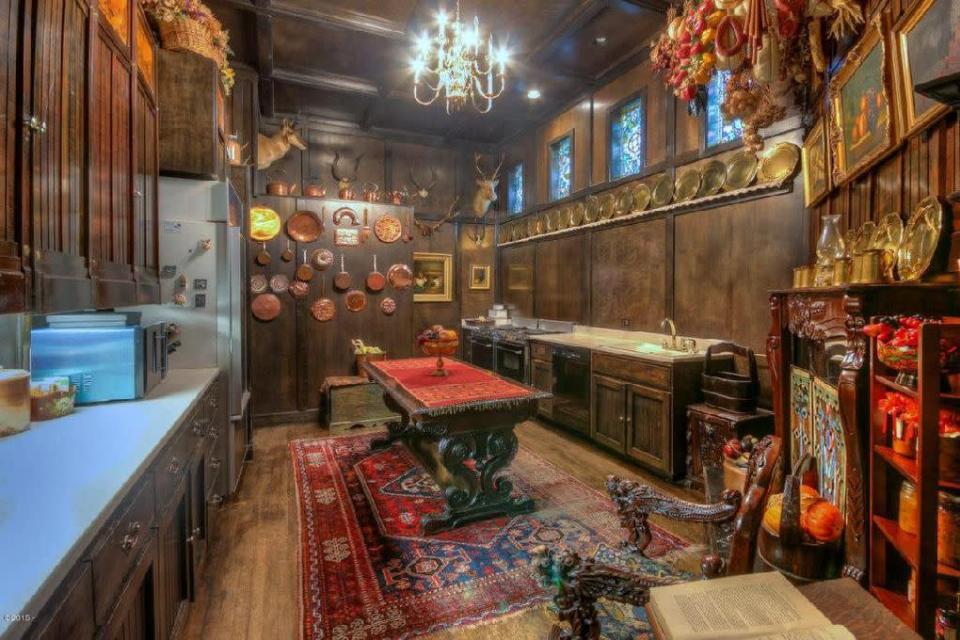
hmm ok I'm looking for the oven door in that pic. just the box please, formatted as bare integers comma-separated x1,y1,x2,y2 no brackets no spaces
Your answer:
495,342,526,383
470,337,495,371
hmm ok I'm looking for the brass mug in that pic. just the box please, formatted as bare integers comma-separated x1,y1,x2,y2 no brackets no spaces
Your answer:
792,266,812,288
851,249,883,284
832,257,853,286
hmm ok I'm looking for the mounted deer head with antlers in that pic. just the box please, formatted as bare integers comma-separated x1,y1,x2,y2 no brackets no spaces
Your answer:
472,153,504,219
408,166,438,200
257,118,307,170
331,152,364,199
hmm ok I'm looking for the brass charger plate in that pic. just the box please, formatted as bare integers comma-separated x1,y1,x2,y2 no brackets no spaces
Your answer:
374,215,403,243
543,211,555,233
674,169,701,203
571,201,586,226
853,221,877,255
725,151,758,190
757,142,800,183
898,196,943,281
286,210,322,243
250,206,282,242
598,193,616,220
557,207,569,230
527,216,538,236
650,174,674,208
345,289,367,312
698,160,727,197
250,274,268,294
615,190,634,216
251,293,281,321
875,212,904,280
534,214,546,235
584,195,599,223
388,263,413,290
632,183,651,212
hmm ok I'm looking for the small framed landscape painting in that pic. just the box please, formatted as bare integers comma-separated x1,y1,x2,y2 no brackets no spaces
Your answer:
829,20,896,183
413,252,453,302
891,0,960,137
469,264,491,290
802,118,831,207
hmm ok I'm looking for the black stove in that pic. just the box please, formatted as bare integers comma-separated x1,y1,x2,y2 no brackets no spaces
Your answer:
463,324,564,383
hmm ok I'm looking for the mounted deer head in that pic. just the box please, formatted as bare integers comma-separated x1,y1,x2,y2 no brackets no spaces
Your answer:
409,166,438,200
331,151,364,199
471,153,503,219
256,118,307,170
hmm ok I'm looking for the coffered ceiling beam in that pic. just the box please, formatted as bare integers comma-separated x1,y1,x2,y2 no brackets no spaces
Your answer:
525,0,610,62
614,0,670,14
216,0,406,39
271,67,381,97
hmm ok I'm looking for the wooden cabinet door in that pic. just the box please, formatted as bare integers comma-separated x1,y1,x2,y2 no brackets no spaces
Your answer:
591,374,627,452
626,383,673,474
188,451,209,589
26,0,94,312
0,0,27,313
90,26,137,307
531,358,554,419
155,478,189,640
133,82,158,303
100,538,158,640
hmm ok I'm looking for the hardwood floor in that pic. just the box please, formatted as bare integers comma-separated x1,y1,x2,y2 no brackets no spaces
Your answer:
180,420,706,640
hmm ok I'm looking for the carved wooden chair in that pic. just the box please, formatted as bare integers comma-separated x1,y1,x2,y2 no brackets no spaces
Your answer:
534,435,783,640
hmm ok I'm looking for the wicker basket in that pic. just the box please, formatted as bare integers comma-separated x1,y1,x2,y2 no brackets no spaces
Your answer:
158,18,224,68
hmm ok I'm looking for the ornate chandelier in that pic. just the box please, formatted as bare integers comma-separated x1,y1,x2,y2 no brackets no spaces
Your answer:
412,1,509,114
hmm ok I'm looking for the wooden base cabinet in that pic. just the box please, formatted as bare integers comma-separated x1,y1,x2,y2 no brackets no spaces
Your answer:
625,383,672,474
591,374,628,451
530,343,554,420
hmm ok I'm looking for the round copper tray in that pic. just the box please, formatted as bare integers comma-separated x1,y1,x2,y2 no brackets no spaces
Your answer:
311,248,334,270
286,210,322,243
310,297,336,322
345,289,367,312
250,274,268,294
380,297,397,315
249,206,282,242
269,273,289,294
288,280,310,299
374,215,403,243
387,263,413,290
251,293,281,321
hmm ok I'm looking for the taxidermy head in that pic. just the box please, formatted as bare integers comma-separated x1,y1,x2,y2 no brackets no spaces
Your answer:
257,119,307,170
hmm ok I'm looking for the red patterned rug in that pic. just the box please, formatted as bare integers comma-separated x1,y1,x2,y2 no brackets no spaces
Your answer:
291,432,690,640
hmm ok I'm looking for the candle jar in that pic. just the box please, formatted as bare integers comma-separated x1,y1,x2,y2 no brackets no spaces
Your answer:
938,491,960,569
0,369,31,437
893,417,918,458
899,480,920,535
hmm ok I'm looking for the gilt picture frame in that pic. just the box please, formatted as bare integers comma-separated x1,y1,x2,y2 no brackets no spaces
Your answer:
890,0,959,138
802,118,831,207
829,18,897,184
469,264,491,290
413,252,453,302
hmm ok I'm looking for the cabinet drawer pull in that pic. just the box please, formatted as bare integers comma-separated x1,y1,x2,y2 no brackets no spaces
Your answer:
167,456,181,474
120,522,142,553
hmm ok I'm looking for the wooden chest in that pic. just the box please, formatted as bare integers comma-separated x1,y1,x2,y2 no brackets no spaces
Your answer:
322,376,399,433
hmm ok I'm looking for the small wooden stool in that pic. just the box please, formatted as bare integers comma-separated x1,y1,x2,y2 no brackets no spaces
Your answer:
686,402,774,490
321,376,399,433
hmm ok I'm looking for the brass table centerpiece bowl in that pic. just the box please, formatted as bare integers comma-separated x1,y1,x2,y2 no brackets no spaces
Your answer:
417,325,460,377
724,151,759,190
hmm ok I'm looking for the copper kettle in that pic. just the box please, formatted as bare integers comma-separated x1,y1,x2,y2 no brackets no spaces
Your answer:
362,182,380,203
266,180,298,196
225,134,249,167
303,183,326,198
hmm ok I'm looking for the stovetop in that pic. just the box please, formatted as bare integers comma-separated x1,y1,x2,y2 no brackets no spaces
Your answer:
468,325,561,346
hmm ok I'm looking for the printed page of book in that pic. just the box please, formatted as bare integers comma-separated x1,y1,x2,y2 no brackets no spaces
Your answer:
649,572,834,640
750,625,857,640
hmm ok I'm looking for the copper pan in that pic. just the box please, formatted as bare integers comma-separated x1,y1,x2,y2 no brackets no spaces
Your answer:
366,254,385,292
251,293,281,321
281,239,294,262
255,242,271,266
380,297,397,316
287,210,322,243
345,289,367,312
387,263,413,290
334,254,352,291
295,250,314,282
310,277,336,322
288,280,309,299
311,248,334,270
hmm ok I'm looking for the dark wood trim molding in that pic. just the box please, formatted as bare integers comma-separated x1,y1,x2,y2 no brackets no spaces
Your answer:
214,0,407,39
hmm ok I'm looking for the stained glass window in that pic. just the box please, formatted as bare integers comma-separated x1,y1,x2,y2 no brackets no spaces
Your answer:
706,70,743,147
507,163,524,215
549,135,572,201
610,96,645,180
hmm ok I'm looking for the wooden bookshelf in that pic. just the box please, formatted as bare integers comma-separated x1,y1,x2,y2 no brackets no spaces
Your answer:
869,320,960,638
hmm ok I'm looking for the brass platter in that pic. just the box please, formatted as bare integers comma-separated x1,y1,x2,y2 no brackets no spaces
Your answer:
584,195,599,223
571,201,586,226
615,190,634,216
724,151,758,190
674,169,701,203
547,208,560,231
527,216,537,237
852,221,877,255
534,214,545,235
632,183,651,212
650,174,674,208
557,206,570,230
757,142,800,183
598,193,616,220
897,196,943,281
875,212,904,280
698,160,727,197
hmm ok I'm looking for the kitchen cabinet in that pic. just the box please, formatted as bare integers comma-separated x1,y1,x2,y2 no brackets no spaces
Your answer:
530,357,554,420
625,383,672,474
26,564,96,640
133,10,159,304
591,374,627,451
0,0,27,313
156,475,190,640
99,538,159,640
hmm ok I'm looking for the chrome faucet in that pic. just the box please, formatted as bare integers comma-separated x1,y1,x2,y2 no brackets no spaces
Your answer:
660,317,678,351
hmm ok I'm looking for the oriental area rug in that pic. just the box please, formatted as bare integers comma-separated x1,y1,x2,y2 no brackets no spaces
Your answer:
291,433,690,640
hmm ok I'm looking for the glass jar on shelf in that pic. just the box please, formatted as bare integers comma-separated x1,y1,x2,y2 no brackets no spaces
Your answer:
938,491,960,569
899,480,920,535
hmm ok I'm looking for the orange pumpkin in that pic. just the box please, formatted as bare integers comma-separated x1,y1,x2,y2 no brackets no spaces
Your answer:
763,493,784,534
801,500,844,543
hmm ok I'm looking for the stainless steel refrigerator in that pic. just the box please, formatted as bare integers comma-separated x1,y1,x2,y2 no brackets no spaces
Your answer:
132,176,250,494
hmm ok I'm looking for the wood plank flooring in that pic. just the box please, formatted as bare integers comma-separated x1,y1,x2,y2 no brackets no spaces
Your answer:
180,420,706,640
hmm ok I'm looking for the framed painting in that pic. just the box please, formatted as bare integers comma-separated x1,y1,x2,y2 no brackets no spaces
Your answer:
891,0,960,138
413,252,453,302
801,118,831,207
829,19,897,184
812,377,847,514
789,366,814,467
469,264,491,290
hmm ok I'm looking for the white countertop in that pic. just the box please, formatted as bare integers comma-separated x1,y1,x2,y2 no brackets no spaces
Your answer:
0,368,219,638
529,327,727,364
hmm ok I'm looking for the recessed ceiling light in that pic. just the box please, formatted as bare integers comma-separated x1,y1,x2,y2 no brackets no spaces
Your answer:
527,88,542,100
594,36,608,46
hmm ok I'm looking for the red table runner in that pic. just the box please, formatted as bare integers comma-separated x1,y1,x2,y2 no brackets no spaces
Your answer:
367,357,536,413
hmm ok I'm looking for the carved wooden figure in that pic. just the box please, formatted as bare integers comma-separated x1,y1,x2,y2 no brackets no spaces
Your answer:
256,119,307,170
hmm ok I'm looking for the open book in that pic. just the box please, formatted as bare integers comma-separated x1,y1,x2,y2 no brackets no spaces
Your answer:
647,572,855,640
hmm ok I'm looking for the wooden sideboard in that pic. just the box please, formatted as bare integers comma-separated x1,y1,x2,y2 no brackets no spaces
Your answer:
20,376,227,640
766,284,960,582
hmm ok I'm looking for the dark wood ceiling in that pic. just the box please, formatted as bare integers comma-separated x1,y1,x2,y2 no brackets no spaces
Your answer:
208,0,667,143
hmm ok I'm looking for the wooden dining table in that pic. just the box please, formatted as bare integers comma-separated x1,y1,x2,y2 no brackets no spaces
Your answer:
362,356,551,534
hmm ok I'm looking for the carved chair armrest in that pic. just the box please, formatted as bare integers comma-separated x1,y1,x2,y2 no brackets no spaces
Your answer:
605,475,742,556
